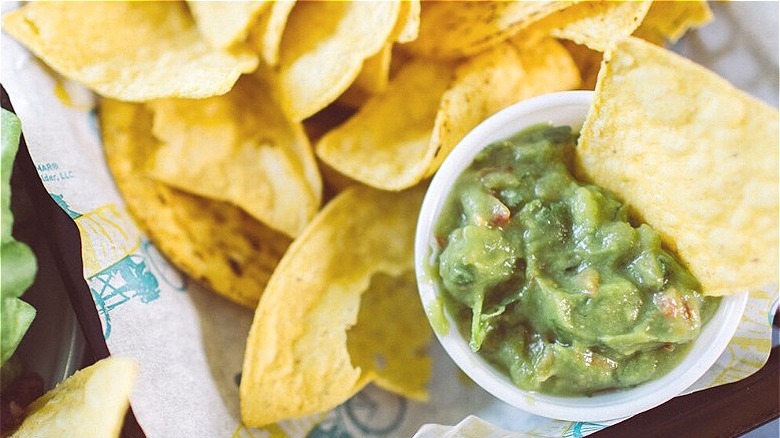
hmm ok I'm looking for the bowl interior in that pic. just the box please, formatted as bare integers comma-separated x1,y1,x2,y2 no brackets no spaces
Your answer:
414,90,748,422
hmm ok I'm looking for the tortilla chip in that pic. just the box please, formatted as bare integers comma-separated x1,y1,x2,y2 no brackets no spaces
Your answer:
318,37,579,191
354,43,394,95
100,99,291,309
315,59,454,191
187,0,271,49
393,0,421,43
337,0,419,107
561,40,603,90
401,1,572,59
146,72,321,238
633,0,713,45
536,0,652,52
240,185,426,426
249,0,297,66
277,0,401,120
2,2,258,101
428,37,581,176
11,357,137,438
347,270,432,401
576,37,779,296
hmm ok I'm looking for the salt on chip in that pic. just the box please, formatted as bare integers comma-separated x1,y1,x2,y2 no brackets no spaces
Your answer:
401,0,572,59
277,0,401,121
249,0,297,67
100,99,291,309
240,185,427,426
146,72,321,238
633,0,712,45
2,2,258,101
428,37,581,176
11,357,137,438
576,37,779,296
187,0,271,49
347,270,432,401
316,59,454,191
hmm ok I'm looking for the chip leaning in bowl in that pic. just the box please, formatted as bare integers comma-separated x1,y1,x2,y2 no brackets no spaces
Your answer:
431,123,720,396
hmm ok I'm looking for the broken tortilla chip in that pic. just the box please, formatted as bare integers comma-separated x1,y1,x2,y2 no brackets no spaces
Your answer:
11,357,137,438
347,270,432,401
576,37,779,296
100,99,291,309
2,2,258,101
277,0,401,120
146,72,321,238
240,185,427,426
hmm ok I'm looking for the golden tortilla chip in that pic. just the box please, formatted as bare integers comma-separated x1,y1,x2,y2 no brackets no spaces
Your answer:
100,99,291,309
2,2,258,101
353,43,394,95
561,40,603,90
240,185,427,426
576,37,779,296
336,43,395,109
393,0,421,43
338,0,420,109
428,37,581,176
315,59,454,191
540,0,652,52
347,270,432,401
633,0,713,45
187,0,271,49
318,37,579,191
11,357,137,438
401,0,572,59
337,0,420,109
277,0,401,120
146,72,321,238
249,0,297,66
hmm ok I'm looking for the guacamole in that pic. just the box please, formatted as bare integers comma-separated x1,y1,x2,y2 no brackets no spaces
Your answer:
433,124,718,396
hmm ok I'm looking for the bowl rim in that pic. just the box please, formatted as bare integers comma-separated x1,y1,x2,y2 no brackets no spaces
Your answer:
414,90,749,422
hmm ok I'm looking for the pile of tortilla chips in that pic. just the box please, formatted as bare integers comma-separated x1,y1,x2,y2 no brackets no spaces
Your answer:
4,0,777,430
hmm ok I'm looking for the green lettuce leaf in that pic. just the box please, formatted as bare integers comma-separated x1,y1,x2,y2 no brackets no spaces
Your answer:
1,108,37,365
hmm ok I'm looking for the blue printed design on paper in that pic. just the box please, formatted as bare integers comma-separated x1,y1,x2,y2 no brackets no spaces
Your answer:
88,253,160,339
307,387,406,438
50,192,81,219
52,193,166,339
564,422,607,438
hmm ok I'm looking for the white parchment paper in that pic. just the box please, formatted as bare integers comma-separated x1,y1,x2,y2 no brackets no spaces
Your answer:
1,2,777,437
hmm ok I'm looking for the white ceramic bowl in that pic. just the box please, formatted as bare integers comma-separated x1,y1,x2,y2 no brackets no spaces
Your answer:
414,90,749,422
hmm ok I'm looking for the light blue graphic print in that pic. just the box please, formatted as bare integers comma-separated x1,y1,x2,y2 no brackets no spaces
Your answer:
88,253,159,339
306,387,407,438
564,422,607,438
50,193,167,339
